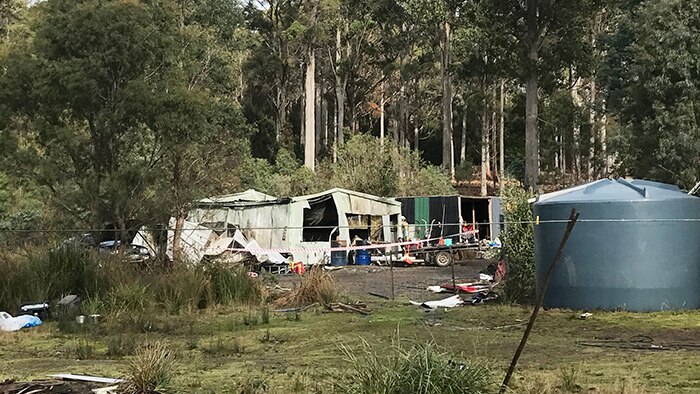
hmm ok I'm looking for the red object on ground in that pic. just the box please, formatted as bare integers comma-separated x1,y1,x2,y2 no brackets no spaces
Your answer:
495,260,507,281
291,261,305,275
440,283,490,293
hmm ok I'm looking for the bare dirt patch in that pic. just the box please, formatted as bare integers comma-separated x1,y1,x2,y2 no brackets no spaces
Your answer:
279,260,493,300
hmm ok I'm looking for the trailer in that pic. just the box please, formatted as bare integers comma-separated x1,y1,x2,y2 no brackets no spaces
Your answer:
370,236,488,267
395,195,502,243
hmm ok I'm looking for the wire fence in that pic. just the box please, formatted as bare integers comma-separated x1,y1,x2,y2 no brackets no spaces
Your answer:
2,217,700,233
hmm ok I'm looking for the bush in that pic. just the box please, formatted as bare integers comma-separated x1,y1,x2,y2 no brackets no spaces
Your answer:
153,266,209,314
338,338,493,394
501,184,536,304
121,341,176,394
206,263,264,305
0,245,107,311
276,266,337,307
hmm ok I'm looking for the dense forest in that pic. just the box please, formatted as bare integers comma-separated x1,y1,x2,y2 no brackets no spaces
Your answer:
0,0,698,237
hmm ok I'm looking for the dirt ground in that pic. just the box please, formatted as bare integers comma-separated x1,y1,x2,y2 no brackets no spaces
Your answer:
279,260,494,300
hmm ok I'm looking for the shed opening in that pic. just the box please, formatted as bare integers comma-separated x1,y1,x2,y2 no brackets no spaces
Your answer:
460,198,491,240
302,195,338,241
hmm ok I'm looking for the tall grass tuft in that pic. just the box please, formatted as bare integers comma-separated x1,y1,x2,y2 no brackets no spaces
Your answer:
338,338,493,394
121,341,176,394
153,266,210,314
206,263,263,305
276,266,337,307
0,245,107,311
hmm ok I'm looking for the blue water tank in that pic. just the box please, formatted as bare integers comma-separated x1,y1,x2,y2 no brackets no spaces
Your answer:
534,178,700,311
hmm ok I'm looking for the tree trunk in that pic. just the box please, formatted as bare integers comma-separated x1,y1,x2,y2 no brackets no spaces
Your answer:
499,80,505,189
601,111,608,174
485,110,491,178
322,86,328,148
570,70,583,179
316,82,323,156
334,27,345,146
524,0,539,191
380,83,385,147
333,97,338,162
172,213,185,265
460,106,467,163
304,48,316,171
450,124,456,181
491,99,497,189
481,110,488,196
398,83,407,148
441,20,453,176
588,78,596,180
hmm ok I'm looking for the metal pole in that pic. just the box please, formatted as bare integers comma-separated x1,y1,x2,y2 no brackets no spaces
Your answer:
499,209,580,393
450,244,456,294
390,251,395,300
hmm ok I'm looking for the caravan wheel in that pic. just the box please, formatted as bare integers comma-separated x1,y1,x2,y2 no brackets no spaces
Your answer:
434,251,453,267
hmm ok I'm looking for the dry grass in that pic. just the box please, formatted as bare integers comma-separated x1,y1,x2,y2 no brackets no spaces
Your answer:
275,266,337,307
120,341,176,394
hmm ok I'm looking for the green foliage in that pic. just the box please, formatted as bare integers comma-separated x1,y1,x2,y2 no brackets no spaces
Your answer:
153,266,210,315
0,245,108,311
205,263,264,306
121,341,176,394
604,0,700,188
68,339,97,360
106,334,140,358
501,184,536,304
338,338,493,394
201,335,245,356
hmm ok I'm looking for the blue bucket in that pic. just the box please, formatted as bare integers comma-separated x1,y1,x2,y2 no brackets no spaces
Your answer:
355,249,371,265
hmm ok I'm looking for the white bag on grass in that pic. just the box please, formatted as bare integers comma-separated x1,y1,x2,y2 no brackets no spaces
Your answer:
0,311,43,332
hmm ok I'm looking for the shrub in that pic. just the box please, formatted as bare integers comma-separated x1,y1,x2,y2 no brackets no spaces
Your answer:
276,266,337,307
106,334,139,358
200,336,244,356
338,338,493,394
68,339,97,360
501,184,536,304
0,245,107,312
153,266,209,314
206,263,264,305
107,282,153,314
121,341,176,394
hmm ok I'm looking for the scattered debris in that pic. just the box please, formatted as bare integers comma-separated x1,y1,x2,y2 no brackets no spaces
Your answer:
0,379,95,394
91,386,118,394
579,312,593,320
479,273,493,282
0,312,42,332
271,304,316,313
468,291,500,305
47,375,123,385
409,294,464,309
428,283,493,294
19,302,50,320
576,335,700,351
368,291,390,300
327,302,371,315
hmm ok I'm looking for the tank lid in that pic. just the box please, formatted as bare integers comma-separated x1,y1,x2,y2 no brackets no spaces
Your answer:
535,178,693,204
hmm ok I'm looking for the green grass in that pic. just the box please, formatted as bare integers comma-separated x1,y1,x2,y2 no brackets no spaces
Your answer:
1,302,699,392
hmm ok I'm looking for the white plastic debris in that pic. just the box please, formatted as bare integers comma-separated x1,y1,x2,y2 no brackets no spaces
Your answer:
479,273,494,282
409,294,464,309
0,312,43,332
